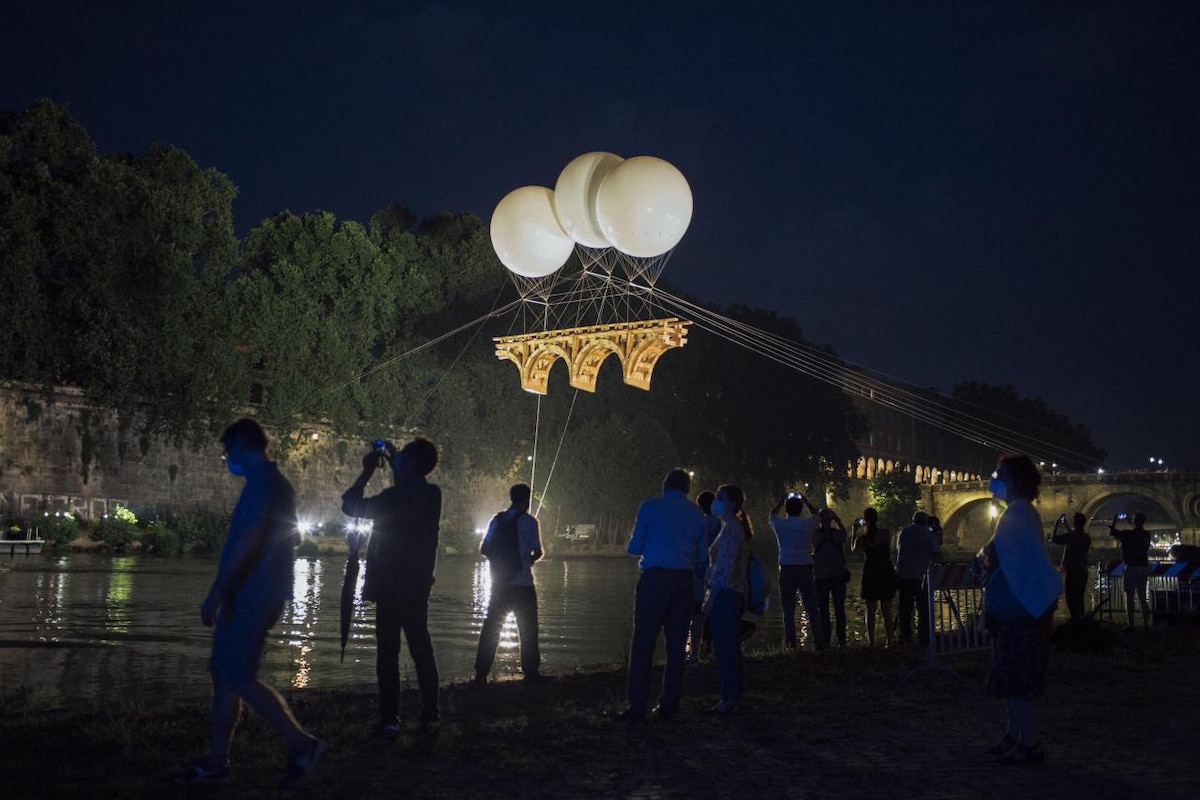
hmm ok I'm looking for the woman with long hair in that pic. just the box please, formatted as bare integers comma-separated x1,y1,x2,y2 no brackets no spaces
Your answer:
978,454,1061,764
702,484,753,714
851,507,896,647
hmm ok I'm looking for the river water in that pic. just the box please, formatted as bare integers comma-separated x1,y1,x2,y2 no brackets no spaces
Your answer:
2,552,863,712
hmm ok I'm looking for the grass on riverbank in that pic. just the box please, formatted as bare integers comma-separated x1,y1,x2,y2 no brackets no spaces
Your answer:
3,623,1198,799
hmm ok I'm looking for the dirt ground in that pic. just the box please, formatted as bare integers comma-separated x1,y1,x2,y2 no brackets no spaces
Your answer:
3,623,1197,799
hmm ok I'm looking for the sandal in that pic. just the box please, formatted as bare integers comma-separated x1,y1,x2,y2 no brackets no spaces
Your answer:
1003,741,1045,765
985,734,1018,755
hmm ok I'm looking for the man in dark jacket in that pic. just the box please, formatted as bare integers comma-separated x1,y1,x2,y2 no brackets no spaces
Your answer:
342,437,442,740
1050,512,1092,620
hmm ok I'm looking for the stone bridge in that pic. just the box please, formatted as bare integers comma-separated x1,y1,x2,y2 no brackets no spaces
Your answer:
930,471,1200,551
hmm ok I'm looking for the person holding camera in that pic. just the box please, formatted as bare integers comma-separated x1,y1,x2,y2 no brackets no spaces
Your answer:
1110,512,1152,631
852,508,897,648
769,491,821,651
811,508,849,649
1049,512,1092,621
341,437,442,741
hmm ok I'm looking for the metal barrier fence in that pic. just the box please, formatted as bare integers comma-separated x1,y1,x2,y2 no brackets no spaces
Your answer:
904,561,989,683
1094,560,1200,625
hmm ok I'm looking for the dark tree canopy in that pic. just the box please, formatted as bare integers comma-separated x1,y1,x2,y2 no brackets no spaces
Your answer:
950,381,1106,472
0,101,869,535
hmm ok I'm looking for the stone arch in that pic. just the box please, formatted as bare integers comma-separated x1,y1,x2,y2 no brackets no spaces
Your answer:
1077,490,1184,532
941,496,1002,552
569,339,622,393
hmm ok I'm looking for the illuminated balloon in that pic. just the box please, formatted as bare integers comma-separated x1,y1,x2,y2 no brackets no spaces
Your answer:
490,186,575,278
595,156,693,258
553,151,624,248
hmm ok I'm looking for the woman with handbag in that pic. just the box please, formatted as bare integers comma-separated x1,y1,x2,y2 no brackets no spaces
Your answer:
977,454,1062,765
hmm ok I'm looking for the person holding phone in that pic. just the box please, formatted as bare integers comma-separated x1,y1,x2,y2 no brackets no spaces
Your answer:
1110,511,1152,630
1049,513,1092,620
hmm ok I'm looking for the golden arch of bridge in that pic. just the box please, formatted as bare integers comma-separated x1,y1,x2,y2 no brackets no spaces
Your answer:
928,471,1200,551
494,318,690,395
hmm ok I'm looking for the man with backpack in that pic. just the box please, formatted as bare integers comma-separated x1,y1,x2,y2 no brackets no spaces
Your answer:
474,484,546,685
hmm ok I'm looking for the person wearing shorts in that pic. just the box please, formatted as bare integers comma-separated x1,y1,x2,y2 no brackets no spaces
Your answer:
173,419,324,789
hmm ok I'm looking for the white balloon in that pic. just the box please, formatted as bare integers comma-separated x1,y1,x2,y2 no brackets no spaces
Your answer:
553,151,623,248
490,186,575,278
595,156,693,258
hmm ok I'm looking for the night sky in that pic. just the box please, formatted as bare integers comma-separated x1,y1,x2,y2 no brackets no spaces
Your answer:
4,2,1197,470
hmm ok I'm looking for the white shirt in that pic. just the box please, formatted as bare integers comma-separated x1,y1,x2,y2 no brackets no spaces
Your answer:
771,514,818,566
481,511,542,586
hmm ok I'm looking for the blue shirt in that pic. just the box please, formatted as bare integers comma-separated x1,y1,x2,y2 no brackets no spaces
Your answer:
771,514,818,566
627,489,705,571
219,461,297,607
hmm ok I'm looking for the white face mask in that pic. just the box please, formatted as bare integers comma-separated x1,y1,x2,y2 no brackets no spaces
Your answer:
711,499,727,516
988,477,1008,502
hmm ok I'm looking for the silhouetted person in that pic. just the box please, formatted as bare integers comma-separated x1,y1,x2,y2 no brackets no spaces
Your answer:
342,437,442,741
896,511,940,646
769,491,821,650
1110,511,1152,630
619,468,705,722
474,483,545,684
1050,512,1092,620
812,508,849,648
929,515,945,548
688,490,722,665
702,484,753,714
977,455,1060,764
173,419,324,789
852,508,897,647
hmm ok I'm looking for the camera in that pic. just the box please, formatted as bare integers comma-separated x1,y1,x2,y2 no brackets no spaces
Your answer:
1115,512,1129,521
373,439,391,456
788,492,802,500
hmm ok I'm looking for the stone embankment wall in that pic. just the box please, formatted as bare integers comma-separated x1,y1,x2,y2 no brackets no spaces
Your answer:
0,385,509,538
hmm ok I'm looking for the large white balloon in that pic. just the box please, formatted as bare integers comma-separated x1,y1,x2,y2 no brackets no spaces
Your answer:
490,186,575,278
553,151,624,248
595,156,693,258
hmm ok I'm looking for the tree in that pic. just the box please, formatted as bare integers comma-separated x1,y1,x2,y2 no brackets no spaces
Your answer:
868,470,922,532
950,381,1106,471
0,101,242,444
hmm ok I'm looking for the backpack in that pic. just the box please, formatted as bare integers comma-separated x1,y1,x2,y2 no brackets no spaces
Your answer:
745,552,768,616
485,512,524,583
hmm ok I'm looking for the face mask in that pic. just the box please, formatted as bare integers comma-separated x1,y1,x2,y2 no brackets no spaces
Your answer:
988,478,1008,502
711,499,727,516
226,458,246,477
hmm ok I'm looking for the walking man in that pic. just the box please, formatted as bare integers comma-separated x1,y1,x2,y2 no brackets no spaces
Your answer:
342,437,442,741
174,418,324,789
619,469,705,721
474,483,546,684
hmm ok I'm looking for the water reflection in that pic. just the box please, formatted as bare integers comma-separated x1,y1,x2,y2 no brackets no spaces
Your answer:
0,553,864,712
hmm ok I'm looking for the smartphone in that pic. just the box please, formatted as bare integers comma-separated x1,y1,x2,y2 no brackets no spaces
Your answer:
1057,514,1067,524
1115,512,1129,521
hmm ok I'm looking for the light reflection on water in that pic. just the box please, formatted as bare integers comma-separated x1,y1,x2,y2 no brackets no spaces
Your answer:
0,553,845,712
